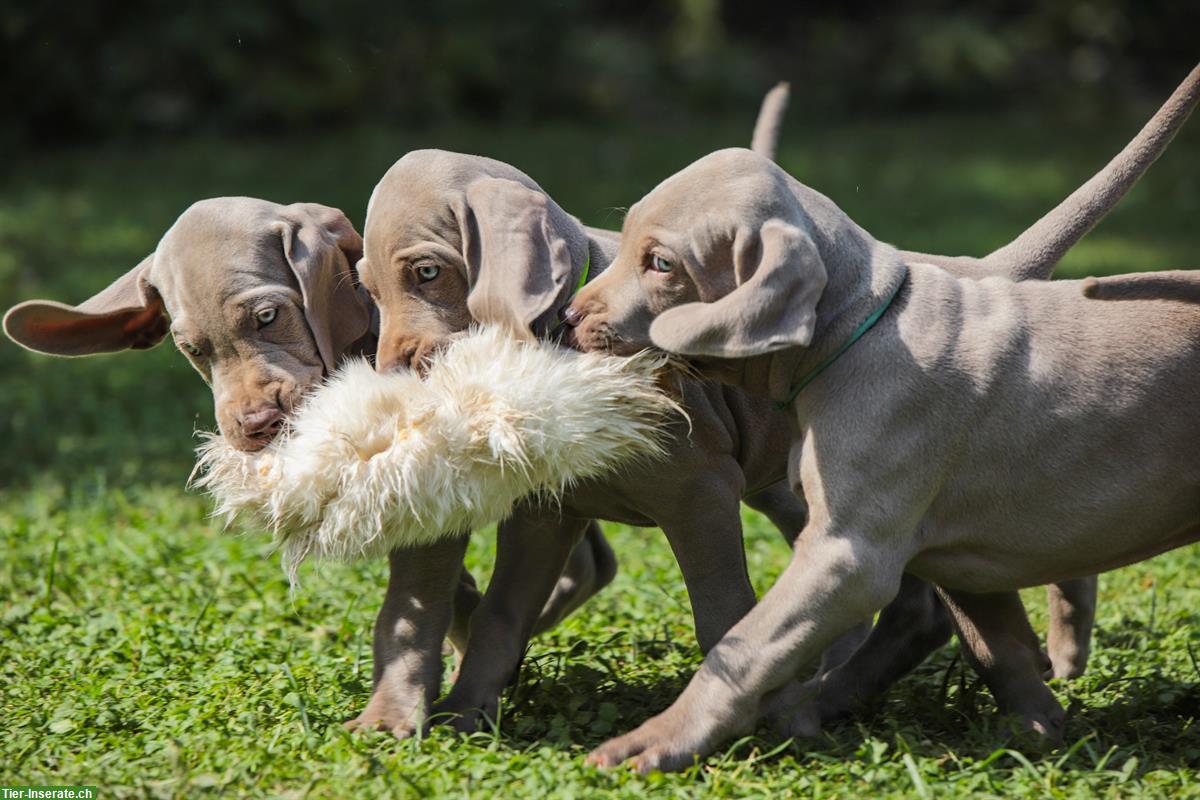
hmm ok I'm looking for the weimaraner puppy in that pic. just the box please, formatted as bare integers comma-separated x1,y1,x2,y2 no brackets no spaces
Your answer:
565,64,1200,772
359,149,854,735
0,196,621,718
354,69,1197,739
341,86,832,737
0,86,802,739
346,91,874,738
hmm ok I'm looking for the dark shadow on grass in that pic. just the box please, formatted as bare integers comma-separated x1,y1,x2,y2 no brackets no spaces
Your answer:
329,606,1200,774
473,634,698,751
469,627,1200,777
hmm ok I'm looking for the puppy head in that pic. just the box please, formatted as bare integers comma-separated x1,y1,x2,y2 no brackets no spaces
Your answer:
3,198,371,451
360,149,590,373
566,148,827,363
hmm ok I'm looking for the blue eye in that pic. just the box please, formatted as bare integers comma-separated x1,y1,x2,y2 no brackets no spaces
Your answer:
650,254,674,273
416,264,441,282
255,307,277,326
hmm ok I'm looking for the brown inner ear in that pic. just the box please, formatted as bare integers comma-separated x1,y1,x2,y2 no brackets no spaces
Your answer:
121,303,171,349
7,300,168,356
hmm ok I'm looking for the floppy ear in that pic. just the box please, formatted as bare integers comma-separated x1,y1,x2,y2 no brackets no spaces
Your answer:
277,203,372,372
3,253,169,356
457,177,588,336
649,219,827,359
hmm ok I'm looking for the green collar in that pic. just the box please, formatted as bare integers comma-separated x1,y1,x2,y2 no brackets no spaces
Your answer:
573,249,591,296
775,269,907,409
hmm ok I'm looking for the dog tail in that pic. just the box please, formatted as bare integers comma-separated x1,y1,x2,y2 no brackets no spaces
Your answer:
751,82,790,161
982,62,1200,281
1081,270,1200,303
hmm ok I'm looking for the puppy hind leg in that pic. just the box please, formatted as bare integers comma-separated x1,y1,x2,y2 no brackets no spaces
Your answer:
532,520,617,635
1045,576,1097,679
817,620,873,675
936,587,1066,741
445,567,483,683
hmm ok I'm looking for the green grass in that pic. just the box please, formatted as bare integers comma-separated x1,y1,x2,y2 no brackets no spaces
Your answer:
1,107,1198,797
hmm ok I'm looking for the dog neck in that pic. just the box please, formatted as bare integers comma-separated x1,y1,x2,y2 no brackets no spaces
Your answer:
709,237,909,405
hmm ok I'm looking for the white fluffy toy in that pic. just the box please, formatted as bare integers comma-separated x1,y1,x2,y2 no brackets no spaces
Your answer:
192,327,679,584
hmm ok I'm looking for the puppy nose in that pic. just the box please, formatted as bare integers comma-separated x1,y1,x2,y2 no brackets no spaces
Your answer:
241,406,284,437
560,304,585,327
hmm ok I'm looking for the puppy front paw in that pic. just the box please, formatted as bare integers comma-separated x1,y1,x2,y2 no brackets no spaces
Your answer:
998,688,1066,746
587,703,737,774
1013,704,1066,744
344,691,425,739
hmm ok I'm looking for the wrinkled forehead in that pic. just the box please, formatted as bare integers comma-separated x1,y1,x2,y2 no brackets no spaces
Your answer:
624,195,735,266
364,150,542,259
632,153,787,233
153,200,295,317
364,180,463,258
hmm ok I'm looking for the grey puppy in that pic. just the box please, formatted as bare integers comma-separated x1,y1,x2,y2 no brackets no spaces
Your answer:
0,86,799,738
565,64,1200,772
354,68,1197,737
349,91,883,737
0,197,614,718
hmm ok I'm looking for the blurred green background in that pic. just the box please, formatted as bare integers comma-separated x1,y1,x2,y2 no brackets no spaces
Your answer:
2,1,1198,485
0,0,1196,531
3,0,1198,147
2,6,1200,796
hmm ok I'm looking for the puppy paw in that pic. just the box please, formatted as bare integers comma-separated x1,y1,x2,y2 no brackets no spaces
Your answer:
587,706,729,774
344,692,424,739
343,710,419,740
1046,643,1089,680
1001,698,1066,746
1023,706,1066,744
587,722,693,774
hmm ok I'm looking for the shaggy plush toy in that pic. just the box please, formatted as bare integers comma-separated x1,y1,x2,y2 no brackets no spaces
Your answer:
192,327,678,583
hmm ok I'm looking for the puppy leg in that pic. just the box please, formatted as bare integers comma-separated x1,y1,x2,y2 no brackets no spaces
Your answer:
589,528,905,773
432,508,589,732
743,481,872,673
816,620,873,675
936,587,1065,740
774,573,953,734
742,481,807,545
659,480,761,653
532,521,617,635
1045,576,1097,679
445,568,483,683
346,536,468,738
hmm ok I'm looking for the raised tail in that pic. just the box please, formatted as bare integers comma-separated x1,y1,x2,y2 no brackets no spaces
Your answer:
982,62,1200,281
1082,270,1200,303
751,82,791,161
